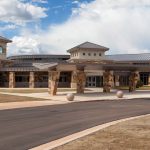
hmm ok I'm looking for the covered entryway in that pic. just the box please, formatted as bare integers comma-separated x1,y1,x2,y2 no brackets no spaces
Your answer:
86,76,103,87
140,72,149,85
86,76,96,87
58,72,71,88
35,72,48,88
15,72,29,88
0,72,9,88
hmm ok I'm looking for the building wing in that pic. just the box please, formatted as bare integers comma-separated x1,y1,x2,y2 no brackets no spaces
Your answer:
106,53,150,62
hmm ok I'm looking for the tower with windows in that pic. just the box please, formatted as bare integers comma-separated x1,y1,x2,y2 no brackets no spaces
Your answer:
0,36,12,60
67,41,109,63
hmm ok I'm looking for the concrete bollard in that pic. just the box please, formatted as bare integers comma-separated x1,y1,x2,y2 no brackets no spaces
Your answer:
116,90,124,98
66,93,74,101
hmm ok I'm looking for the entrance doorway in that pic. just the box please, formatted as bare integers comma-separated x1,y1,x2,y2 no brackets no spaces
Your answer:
140,73,149,85
86,76,96,87
86,76,103,87
119,76,129,86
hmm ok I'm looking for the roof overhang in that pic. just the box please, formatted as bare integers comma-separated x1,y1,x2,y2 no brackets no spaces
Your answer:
0,36,12,43
67,47,109,53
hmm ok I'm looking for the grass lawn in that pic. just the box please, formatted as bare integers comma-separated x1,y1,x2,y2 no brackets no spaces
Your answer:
0,88,79,93
115,86,129,90
0,88,48,93
0,93,47,103
116,86,150,90
138,86,150,90
54,115,150,150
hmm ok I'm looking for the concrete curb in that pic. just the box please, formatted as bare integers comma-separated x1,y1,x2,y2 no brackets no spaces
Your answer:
30,114,150,150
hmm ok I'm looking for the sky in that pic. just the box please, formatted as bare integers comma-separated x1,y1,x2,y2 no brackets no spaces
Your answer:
0,0,150,56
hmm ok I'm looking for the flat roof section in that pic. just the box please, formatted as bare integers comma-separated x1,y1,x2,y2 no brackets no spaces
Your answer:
107,53,150,62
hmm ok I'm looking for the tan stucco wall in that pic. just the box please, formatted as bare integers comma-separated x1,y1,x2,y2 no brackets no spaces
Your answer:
70,49,105,60
85,70,104,76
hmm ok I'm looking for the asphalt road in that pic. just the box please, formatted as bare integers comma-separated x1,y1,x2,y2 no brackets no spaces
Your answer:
0,99,150,150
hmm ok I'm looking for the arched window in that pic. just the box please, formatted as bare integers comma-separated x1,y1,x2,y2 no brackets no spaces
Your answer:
0,46,2,54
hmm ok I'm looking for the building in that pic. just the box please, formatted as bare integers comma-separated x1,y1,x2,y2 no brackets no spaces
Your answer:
0,36,150,95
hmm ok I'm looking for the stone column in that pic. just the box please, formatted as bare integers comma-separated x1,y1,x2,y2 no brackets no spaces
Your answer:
72,70,86,94
29,72,35,88
129,71,139,92
103,71,114,93
9,72,15,88
148,74,150,85
71,71,77,88
48,71,60,96
115,75,120,87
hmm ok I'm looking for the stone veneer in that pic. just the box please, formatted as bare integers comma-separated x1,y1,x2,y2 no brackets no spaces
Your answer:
72,70,86,94
49,71,60,95
103,71,114,93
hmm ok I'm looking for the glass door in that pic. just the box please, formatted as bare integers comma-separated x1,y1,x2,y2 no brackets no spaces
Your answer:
140,73,149,85
87,76,96,87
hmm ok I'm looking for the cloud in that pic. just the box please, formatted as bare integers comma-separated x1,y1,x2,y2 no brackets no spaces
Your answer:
8,0,150,56
31,0,48,3
0,0,47,26
8,36,41,56
72,0,80,4
0,24,17,32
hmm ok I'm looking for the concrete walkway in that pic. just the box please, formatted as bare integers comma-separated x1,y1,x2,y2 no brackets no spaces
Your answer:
0,88,150,110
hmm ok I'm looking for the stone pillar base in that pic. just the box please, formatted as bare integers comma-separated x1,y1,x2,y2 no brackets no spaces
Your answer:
129,71,139,92
71,82,77,89
48,71,60,96
103,71,113,93
72,71,86,94
29,72,35,88
9,72,15,88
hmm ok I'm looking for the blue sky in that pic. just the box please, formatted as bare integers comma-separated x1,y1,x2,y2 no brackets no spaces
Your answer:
42,0,93,25
0,0,150,56
1,0,93,38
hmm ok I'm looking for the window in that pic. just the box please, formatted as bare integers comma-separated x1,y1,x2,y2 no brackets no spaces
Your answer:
34,58,42,60
15,76,29,82
88,53,91,56
62,58,68,60
59,76,67,82
42,76,48,82
94,53,96,56
140,73,149,85
0,47,3,54
83,53,85,56
99,53,101,56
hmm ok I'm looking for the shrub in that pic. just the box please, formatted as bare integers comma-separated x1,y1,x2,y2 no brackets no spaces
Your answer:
136,80,144,88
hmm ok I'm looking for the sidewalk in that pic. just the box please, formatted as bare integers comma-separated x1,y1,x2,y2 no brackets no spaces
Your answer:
0,88,150,110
